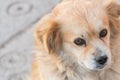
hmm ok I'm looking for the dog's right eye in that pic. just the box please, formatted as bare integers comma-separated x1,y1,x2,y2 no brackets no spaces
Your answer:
74,38,86,46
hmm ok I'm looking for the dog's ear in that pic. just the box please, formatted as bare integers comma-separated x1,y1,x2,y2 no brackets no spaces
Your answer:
106,3,120,38
107,3,120,18
35,15,62,54
44,22,62,54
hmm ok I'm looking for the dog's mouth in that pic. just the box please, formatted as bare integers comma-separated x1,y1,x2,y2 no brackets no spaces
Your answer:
95,62,108,69
86,62,109,71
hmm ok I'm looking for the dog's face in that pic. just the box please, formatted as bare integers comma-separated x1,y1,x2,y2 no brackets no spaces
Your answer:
60,15,111,70
57,1,111,70
35,0,120,71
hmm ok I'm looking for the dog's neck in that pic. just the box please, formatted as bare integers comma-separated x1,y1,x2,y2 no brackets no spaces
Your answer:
58,63,100,80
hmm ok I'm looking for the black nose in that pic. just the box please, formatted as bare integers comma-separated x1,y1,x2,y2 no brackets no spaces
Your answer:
96,56,108,65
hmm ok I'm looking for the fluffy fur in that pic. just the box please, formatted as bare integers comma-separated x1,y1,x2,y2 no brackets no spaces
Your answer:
32,0,120,80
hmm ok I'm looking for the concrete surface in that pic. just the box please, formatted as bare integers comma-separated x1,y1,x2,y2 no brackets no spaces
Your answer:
0,0,60,80
0,0,120,80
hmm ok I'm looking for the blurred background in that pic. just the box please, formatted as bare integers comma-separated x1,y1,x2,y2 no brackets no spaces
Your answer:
0,0,120,80
0,0,60,80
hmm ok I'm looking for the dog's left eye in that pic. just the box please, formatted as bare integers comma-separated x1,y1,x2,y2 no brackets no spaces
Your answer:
99,29,107,38
74,38,86,46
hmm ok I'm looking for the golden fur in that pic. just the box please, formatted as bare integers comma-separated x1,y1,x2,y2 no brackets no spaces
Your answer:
32,0,120,80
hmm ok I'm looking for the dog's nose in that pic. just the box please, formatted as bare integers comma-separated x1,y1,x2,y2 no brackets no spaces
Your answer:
96,55,108,65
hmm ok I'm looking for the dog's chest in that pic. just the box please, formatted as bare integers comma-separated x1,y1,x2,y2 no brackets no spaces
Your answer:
38,66,99,80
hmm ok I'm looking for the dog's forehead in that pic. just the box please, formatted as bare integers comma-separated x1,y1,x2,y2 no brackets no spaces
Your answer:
58,12,108,36
55,0,109,34
54,0,106,17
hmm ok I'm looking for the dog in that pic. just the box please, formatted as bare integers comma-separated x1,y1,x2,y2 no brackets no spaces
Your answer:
32,0,120,80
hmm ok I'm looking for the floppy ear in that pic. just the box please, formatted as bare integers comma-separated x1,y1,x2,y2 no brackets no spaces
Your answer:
107,2,120,17
106,2,120,38
34,15,62,54
44,22,62,54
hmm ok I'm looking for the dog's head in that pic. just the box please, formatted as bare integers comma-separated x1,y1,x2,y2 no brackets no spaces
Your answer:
35,0,120,71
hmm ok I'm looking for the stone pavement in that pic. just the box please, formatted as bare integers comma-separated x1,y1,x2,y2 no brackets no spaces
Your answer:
0,0,60,80
0,0,120,80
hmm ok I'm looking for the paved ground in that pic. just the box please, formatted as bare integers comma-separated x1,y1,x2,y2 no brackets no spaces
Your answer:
0,0,120,80
0,0,60,80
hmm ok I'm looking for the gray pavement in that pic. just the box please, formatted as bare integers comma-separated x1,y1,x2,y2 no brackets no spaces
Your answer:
0,0,120,80
0,0,60,80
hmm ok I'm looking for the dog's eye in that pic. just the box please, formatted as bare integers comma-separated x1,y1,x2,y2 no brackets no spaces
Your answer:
99,29,107,38
74,38,86,46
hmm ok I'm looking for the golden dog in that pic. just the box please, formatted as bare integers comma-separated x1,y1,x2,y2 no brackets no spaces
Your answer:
32,0,120,80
